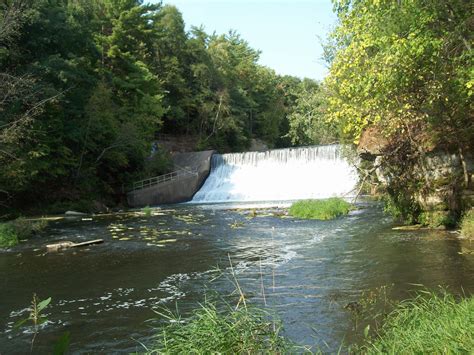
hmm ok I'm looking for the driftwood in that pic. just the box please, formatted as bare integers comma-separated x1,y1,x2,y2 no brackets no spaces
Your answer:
46,239,103,251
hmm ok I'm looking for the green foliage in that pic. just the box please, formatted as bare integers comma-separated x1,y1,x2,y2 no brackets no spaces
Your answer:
149,303,293,354
326,0,473,221
9,218,48,239
0,0,311,213
418,211,456,229
289,198,352,220
0,217,47,247
15,294,52,352
382,192,420,225
359,292,474,354
143,150,173,178
287,79,339,145
0,223,19,248
327,0,472,146
460,208,474,239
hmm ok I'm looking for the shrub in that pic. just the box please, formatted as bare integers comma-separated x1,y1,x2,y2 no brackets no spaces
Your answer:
460,208,474,239
418,211,456,228
289,198,352,220
149,303,294,354
0,218,48,248
359,291,474,354
0,223,19,248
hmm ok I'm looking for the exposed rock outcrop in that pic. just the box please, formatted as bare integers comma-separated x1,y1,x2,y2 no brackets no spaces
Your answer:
357,128,473,225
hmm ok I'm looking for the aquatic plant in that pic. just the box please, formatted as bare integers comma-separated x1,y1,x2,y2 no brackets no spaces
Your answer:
0,218,48,248
460,208,474,239
289,198,352,220
358,291,474,354
15,294,52,351
15,294,70,354
142,206,152,217
0,223,19,247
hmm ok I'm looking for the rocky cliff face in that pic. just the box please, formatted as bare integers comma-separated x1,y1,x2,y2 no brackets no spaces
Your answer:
358,128,473,226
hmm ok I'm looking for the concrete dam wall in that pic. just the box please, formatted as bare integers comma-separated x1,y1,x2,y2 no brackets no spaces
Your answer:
127,150,214,207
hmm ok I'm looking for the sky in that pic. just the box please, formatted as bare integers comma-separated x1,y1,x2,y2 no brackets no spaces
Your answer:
157,0,337,81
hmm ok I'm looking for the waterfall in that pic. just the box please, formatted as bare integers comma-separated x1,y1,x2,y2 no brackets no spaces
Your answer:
191,145,358,203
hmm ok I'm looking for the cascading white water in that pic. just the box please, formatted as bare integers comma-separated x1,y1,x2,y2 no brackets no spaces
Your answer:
191,145,358,203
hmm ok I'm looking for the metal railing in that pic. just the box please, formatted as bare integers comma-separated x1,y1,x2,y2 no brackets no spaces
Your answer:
131,168,198,191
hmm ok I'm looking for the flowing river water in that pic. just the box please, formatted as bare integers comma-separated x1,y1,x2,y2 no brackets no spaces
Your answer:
1,202,473,353
2,146,474,352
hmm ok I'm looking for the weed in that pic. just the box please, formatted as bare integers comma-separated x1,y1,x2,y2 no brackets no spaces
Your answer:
148,302,294,354
15,294,51,351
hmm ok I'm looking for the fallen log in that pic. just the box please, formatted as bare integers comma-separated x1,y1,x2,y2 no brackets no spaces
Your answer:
46,239,103,251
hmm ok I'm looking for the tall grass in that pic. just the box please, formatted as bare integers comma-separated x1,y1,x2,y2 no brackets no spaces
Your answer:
360,291,474,354
460,208,474,239
148,303,294,354
289,198,352,220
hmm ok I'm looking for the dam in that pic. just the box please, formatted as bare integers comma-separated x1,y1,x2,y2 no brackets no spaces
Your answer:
128,145,358,206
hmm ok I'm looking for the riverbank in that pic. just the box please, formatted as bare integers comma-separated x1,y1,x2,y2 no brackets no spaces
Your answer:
149,290,474,353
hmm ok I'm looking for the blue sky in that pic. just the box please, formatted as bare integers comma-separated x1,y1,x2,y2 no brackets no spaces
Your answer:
157,0,337,80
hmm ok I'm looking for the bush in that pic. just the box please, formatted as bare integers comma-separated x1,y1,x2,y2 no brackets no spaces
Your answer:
149,303,293,354
0,223,19,248
289,198,352,220
460,208,474,239
418,211,456,228
360,292,474,354
0,218,48,248
143,149,173,177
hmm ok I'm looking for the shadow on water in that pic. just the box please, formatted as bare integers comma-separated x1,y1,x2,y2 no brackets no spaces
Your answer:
0,201,473,352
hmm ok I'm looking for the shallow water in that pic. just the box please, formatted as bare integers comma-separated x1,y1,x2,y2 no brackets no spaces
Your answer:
1,202,473,353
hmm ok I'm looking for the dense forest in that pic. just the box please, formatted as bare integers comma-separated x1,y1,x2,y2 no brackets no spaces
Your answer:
1,0,472,222
0,0,330,215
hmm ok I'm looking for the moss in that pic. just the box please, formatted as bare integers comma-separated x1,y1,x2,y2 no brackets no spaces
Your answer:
289,198,352,220
460,208,474,239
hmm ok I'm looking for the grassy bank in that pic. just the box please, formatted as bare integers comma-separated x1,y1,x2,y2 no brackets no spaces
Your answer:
149,303,294,353
149,290,473,354
360,292,474,354
289,197,352,220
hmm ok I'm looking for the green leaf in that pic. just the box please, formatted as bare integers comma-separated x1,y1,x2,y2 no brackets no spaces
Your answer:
13,318,29,329
53,331,70,355
364,324,370,338
37,297,51,312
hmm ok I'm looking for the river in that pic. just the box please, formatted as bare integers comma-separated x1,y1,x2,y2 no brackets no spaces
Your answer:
1,201,473,353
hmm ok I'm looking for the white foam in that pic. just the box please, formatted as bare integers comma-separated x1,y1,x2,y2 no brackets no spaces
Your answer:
192,145,358,203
